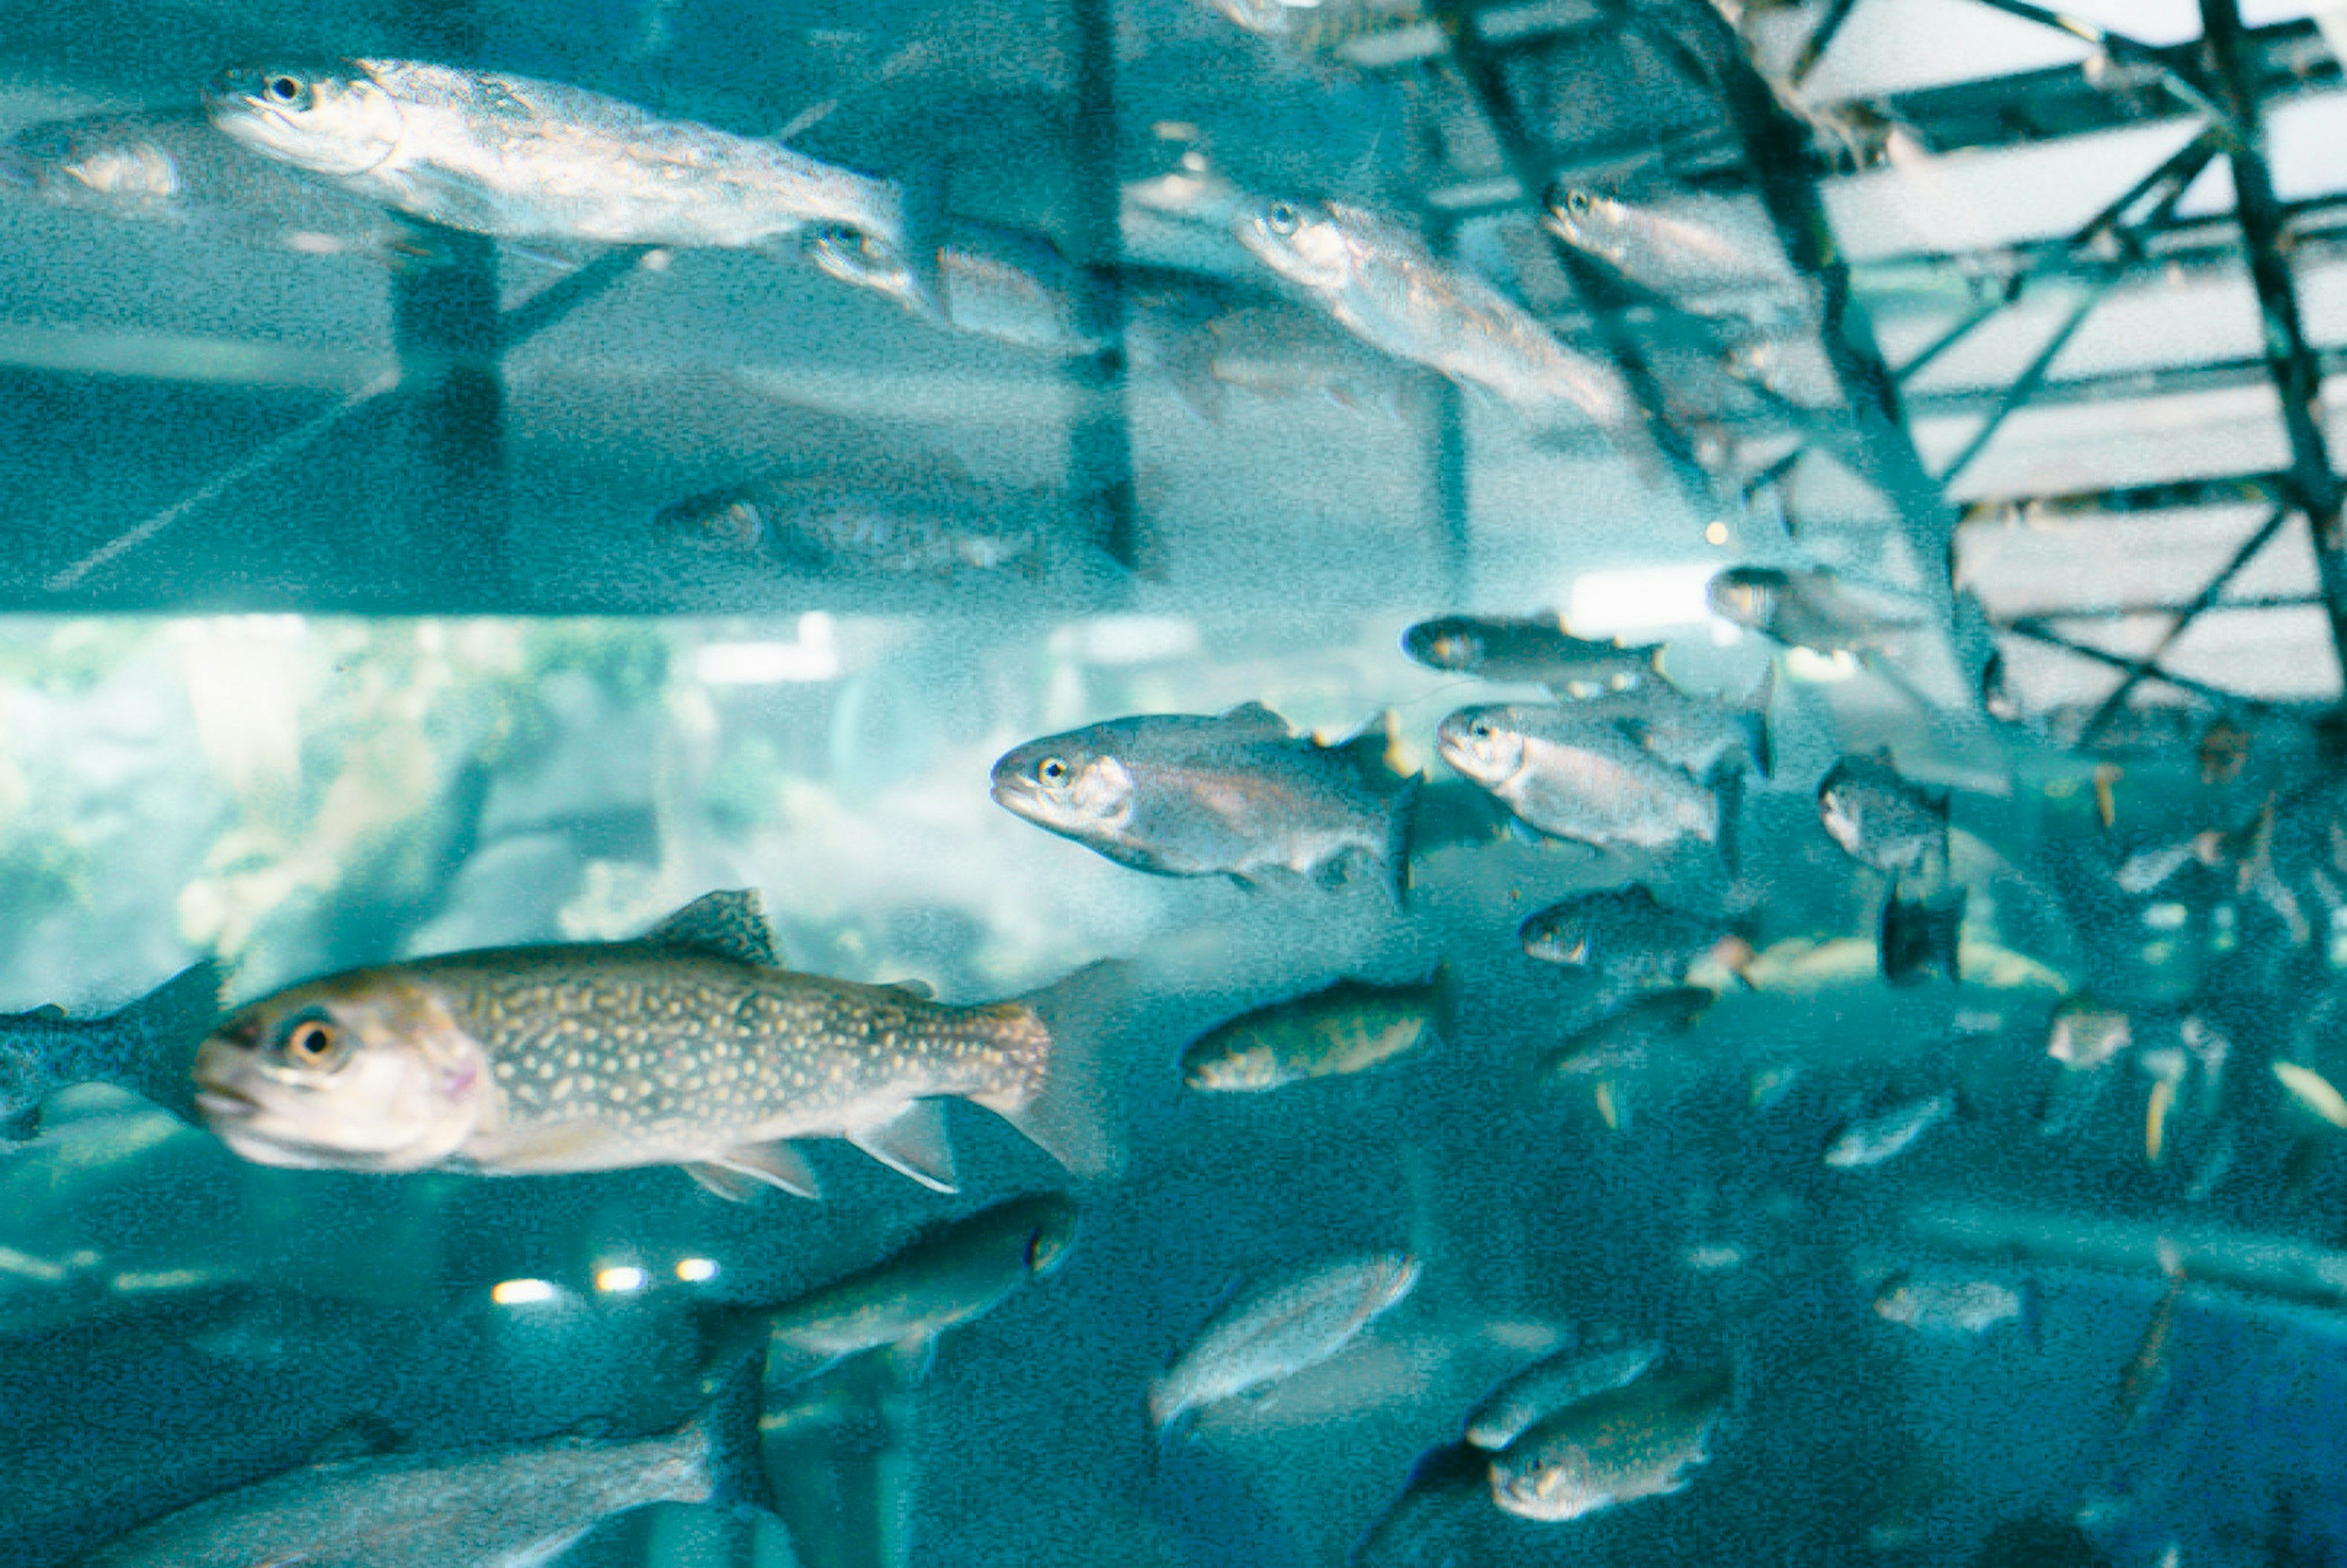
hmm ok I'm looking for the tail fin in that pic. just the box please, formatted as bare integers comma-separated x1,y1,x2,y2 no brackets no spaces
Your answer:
1741,662,1776,780
689,1344,779,1519
1879,885,1964,987
1383,772,1423,910
1330,711,1420,909
109,957,228,1119
997,959,1134,1180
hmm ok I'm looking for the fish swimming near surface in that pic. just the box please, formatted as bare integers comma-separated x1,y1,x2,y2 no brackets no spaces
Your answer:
757,1192,1079,1382
1463,1340,1666,1451
1401,613,1662,694
1707,565,1924,653
1150,1251,1420,1433
655,468,1065,577
990,703,1421,904
1519,885,1747,991
191,890,1114,1200
0,961,225,1141
1436,704,1726,857
1180,968,1448,1091
1232,196,1637,440
75,1349,773,1567
204,59,914,259
0,111,423,260
1487,1365,1733,1522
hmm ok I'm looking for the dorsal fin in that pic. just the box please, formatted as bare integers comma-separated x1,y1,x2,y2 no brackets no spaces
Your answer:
844,1100,958,1192
878,978,935,1000
641,890,783,969
1216,701,1293,739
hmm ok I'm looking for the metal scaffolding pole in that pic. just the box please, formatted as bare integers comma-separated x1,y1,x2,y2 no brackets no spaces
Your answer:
1068,0,1142,576
2200,0,2347,691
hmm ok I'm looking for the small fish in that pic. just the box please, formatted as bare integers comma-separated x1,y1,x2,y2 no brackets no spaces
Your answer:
1818,755,1949,881
1537,987,1715,1083
78,1352,773,1566
1706,566,1923,653
0,111,422,260
805,218,1110,356
1824,1091,1955,1169
1150,1251,1420,1432
1879,886,1965,986
1540,185,1798,304
0,961,224,1140
2115,1247,2187,1431
1519,885,1746,990
2047,996,2131,1071
191,890,1114,1198
1436,705,1724,854
655,469,1054,576
1233,196,1637,438
1872,1271,2029,1336
1181,969,1447,1091
990,703,1420,903
1488,1365,1732,1523
1400,614,1662,694
1541,676,1774,782
1464,1341,1666,1450
205,59,910,255
2272,1060,2347,1129
759,1193,1079,1381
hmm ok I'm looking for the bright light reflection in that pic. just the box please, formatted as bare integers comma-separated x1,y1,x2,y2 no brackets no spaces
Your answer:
675,1258,720,1283
696,614,838,684
1785,648,1859,682
1565,563,1725,637
491,1278,559,1305
595,1266,649,1294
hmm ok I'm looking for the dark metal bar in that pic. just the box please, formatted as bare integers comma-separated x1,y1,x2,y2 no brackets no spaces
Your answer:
1965,0,2231,125
2201,0,2347,686
1788,0,1863,86
1434,378,1472,602
1990,591,2313,623
391,227,510,607
1431,1,1726,518
1956,469,2285,521
2077,501,2297,739
1893,294,2008,386
2002,617,2252,706
1905,343,2347,422
1933,279,2110,486
499,246,648,351
1860,185,2347,284
1067,0,1141,575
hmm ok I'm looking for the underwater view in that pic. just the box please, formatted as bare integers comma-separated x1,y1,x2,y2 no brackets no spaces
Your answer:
8,0,2347,1563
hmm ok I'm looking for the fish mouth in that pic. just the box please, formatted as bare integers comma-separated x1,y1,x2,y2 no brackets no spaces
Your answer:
193,1085,262,1120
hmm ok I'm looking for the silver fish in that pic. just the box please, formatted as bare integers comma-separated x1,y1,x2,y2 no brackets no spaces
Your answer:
1436,705,1721,852
806,218,1109,355
1873,1271,2029,1336
1519,886,1743,990
1401,613,1661,694
1541,185,1798,303
1544,676,1774,781
78,1357,770,1567
191,890,1112,1198
0,111,419,260
1150,1251,1420,1431
655,469,1054,576
1537,987,1716,1083
1464,1341,1665,1450
0,961,222,1140
1707,565,1923,653
761,1193,1079,1379
990,703,1420,903
204,59,906,251
1824,1092,1955,1169
1233,196,1635,437
1818,755,1948,879
1488,1365,1732,1523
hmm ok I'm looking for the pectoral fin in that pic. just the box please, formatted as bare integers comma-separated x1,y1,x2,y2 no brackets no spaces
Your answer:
686,1140,823,1202
845,1101,958,1192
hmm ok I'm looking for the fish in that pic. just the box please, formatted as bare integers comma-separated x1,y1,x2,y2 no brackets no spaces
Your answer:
1150,1251,1420,1432
758,1193,1079,1382
1879,885,1966,987
1435,705,1724,855
2272,1060,2347,1129
76,1350,773,1567
204,59,911,257
1400,614,1662,694
1519,885,1748,990
1872,1270,2030,1336
0,961,225,1140
990,703,1421,904
2047,996,2131,1071
1487,1365,1732,1523
1180,969,1447,1091
1540,185,1799,306
1539,675,1775,782
1824,1091,1956,1169
0,110,424,260
805,218,1110,356
1818,755,1950,881
655,469,1058,576
190,889,1114,1199
1537,987,1716,1083
1706,565,1924,653
1463,1341,1666,1450
1232,196,1637,438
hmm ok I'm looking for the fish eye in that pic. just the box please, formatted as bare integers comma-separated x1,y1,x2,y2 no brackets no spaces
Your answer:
1566,189,1592,214
279,1014,347,1070
1266,200,1301,237
265,74,311,106
1469,719,1494,741
1037,756,1070,783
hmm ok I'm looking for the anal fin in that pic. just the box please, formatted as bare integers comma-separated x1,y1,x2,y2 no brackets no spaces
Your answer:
686,1140,823,1203
845,1101,958,1192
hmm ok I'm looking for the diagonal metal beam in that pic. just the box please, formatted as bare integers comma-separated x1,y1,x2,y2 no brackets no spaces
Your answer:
2077,502,2298,740
2002,616,2261,708
1933,279,2110,486
1962,0,2233,125
1788,0,1865,86
1956,469,2285,522
498,246,647,352
2200,0,2347,690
